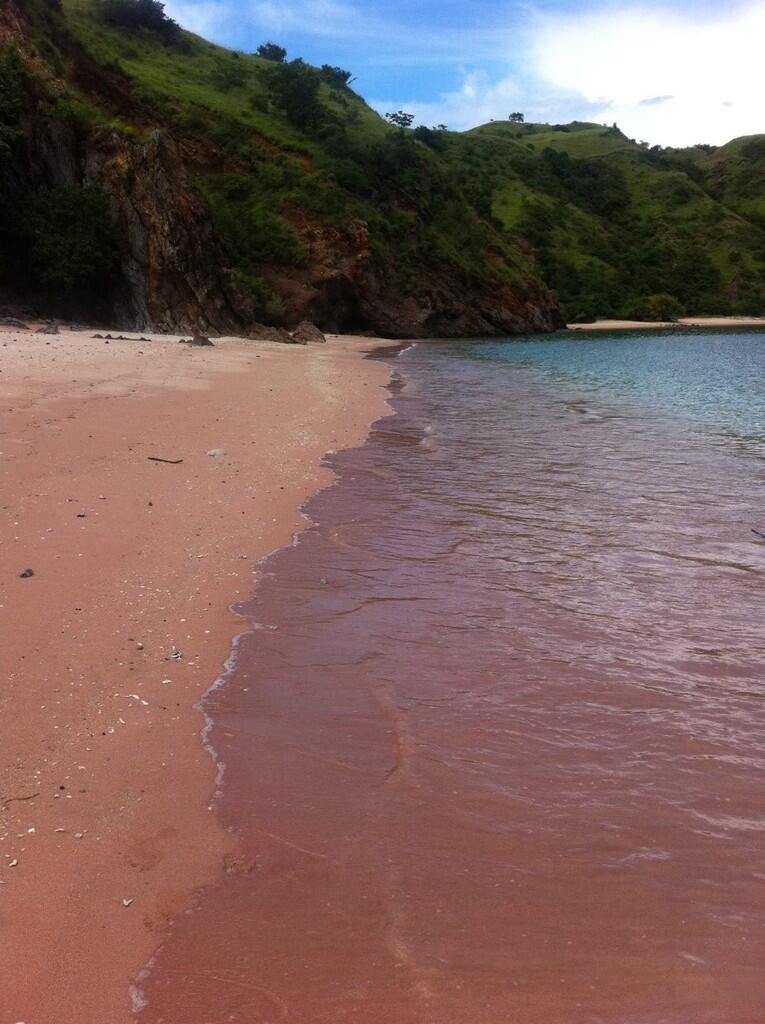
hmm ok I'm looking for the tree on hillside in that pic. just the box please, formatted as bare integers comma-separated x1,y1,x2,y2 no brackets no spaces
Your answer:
0,51,23,168
256,42,287,62
269,60,322,129
385,110,414,130
319,65,353,88
99,0,179,43
26,184,120,292
413,125,447,151
509,112,525,123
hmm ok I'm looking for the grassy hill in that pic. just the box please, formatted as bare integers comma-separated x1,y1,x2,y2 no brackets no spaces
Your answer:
0,0,557,335
445,121,765,321
2,0,765,333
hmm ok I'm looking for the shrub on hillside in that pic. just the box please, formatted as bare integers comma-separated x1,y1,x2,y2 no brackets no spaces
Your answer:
569,308,600,324
99,0,180,44
413,125,448,152
319,65,352,89
0,50,23,166
210,56,247,91
0,51,24,281
623,293,685,321
268,60,322,130
199,175,305,270
256,43,287,63
26,184,120,291
538,147,629,218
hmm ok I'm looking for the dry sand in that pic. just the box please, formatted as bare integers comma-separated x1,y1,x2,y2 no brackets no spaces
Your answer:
568,316,765,331
0,326,393,1023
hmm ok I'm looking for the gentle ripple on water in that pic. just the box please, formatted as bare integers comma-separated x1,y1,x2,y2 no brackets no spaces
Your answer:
140,332,765,1023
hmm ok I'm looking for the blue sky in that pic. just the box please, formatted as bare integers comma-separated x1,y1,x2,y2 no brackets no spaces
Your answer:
163,1,765,146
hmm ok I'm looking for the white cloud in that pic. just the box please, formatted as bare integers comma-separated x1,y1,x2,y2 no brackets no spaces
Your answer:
372,72,522,131
371,70,599,134
532,2,765,146
163,0,231,40
163,1,228,39
374,3,765,146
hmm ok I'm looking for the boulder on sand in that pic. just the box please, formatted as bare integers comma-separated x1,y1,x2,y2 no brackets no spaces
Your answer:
248,323,294,344
291,321,326,345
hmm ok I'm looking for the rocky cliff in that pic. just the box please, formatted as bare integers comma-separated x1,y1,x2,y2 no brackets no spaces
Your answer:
0,0,561,337
14,1,764,333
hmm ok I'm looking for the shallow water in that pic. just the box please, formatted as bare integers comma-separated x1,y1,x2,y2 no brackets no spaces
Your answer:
141,331,765,1023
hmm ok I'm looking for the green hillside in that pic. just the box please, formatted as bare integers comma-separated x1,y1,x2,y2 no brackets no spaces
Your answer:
0,0,556,335
702,135,765,224
446,121,765,320
2,0,765,332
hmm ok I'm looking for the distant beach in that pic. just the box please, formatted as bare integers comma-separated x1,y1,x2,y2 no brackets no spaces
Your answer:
0,326,392,1023
568,316,765,331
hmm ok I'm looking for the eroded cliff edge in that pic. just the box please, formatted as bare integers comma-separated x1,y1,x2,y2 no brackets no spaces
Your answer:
0,0,561,337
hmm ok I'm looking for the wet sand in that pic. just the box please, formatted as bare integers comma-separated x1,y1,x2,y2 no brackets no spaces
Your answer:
568,316,765,331
138,336,765,1023
0,328,392,1023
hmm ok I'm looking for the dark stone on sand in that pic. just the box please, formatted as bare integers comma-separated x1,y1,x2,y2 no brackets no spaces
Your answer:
36,321,59,335
291,321,326,345
18,569,35,578
179,335,214,347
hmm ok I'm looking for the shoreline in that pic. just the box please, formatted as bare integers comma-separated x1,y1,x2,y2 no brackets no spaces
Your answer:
135,329,765,1022
567,315,765,331
0,327,395,1023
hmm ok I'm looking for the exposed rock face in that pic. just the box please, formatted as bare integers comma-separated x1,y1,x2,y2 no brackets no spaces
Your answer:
0,0,36,48
86,131,267,334
4,0,562,339
265,218,562,338
11,110,263,332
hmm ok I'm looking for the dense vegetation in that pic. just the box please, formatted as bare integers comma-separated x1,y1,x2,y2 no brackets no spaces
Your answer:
4,0,765,326
456,121,765,320
99,0,179,43
0,37,121,306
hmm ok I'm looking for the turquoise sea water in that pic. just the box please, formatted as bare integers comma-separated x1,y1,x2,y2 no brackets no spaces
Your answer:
472,329,765,450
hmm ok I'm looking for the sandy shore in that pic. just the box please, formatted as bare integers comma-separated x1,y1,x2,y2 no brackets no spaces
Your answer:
568,316,765,331
0,327,393,1022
